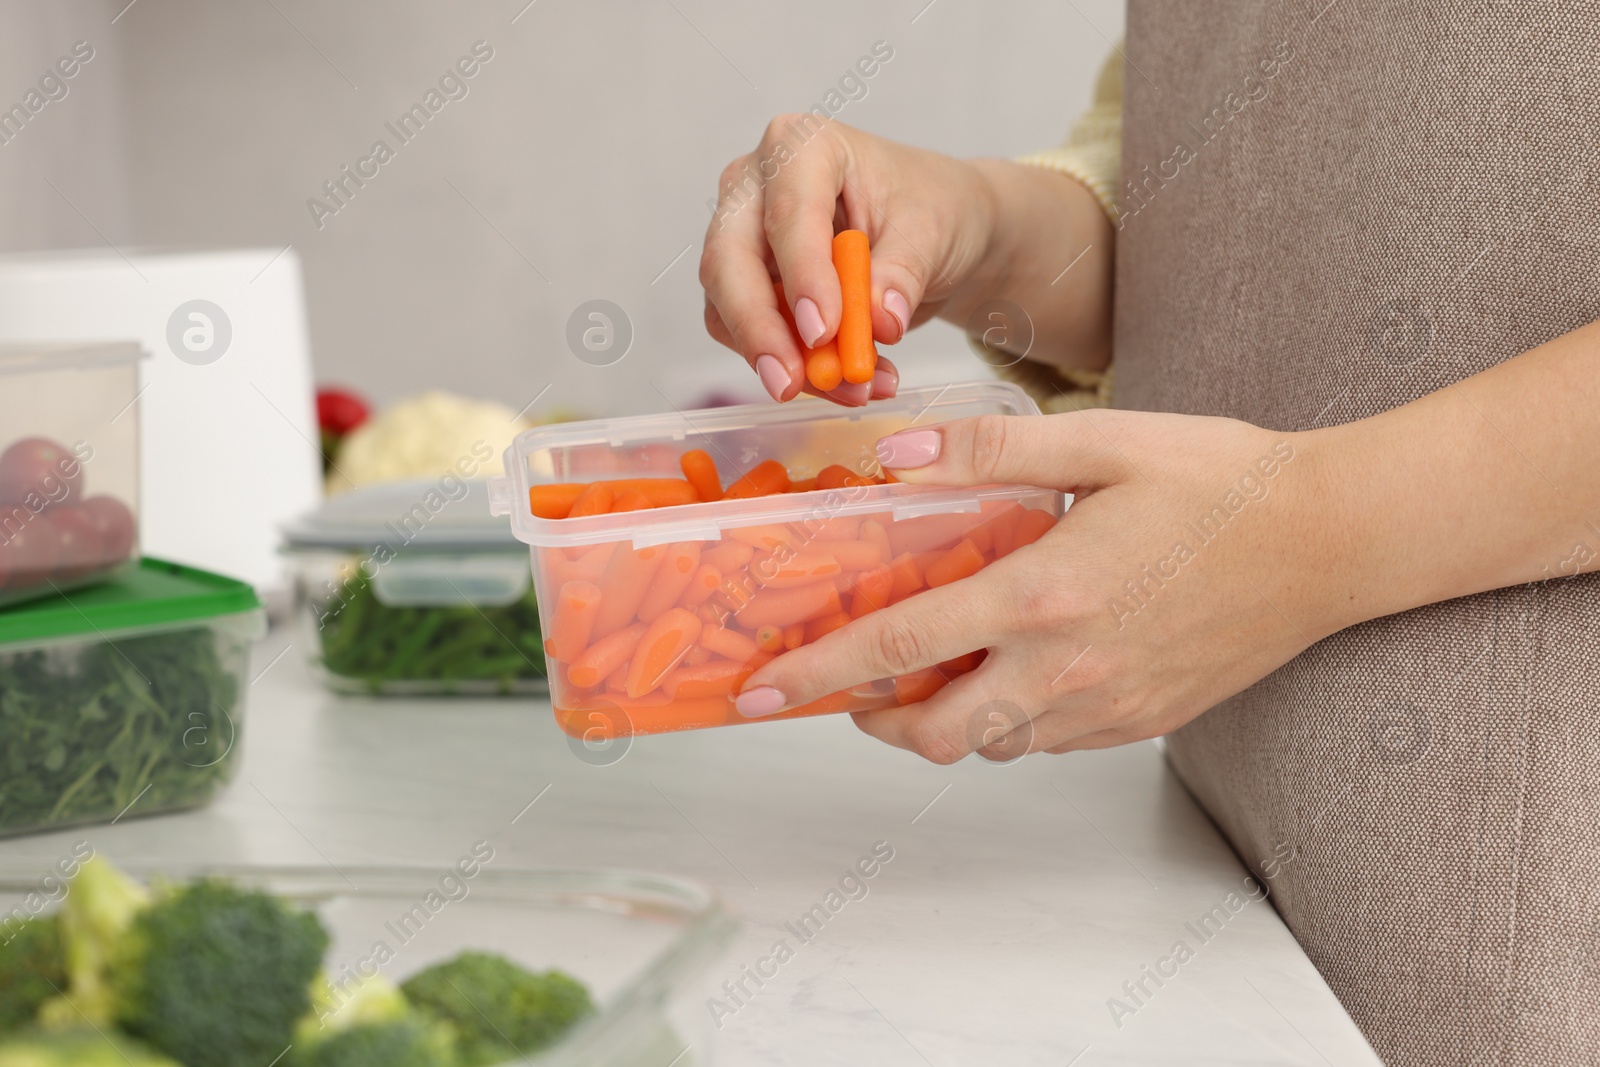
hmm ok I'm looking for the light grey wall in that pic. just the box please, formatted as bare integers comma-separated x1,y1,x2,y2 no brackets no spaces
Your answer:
6,0,1122,417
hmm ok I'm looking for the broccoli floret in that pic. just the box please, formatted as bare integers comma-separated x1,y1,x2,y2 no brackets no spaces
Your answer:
298,969,411,1041
108,878,328,1067
0,917,64,1033
400,952,592,1066
0,1028,181,1067
40,857,149,1027
291,1018,457,1067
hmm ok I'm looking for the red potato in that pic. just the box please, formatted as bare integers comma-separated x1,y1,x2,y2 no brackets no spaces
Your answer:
0,438,82,510
48,505,104,580
0,507,60,590
78,496,136,565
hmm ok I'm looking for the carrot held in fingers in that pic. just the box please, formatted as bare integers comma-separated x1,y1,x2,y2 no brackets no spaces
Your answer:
680,449,723,502
568,623,646,689
775,282,844,392
626,607,703,698
544,580,602,663
832,229,877,384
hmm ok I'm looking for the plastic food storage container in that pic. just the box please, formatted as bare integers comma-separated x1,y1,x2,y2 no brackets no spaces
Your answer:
0,342,145,607
284,479,547,695
0,862,738,1067
490,382,1065,739
0,557,263,838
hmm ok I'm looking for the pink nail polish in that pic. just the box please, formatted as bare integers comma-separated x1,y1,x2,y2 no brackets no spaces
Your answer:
736,686,786,717
755,355,790,401
794,297,826,347
828,380,871,407
883,289,911,339
870,365,898,399
876,429,940,469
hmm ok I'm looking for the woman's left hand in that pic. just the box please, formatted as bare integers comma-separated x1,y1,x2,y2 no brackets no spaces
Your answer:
732,409,1346,761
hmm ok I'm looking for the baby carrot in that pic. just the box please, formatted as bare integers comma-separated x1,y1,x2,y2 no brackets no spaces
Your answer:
894,667,947,705
832,229,876,384
703,539,756,572
826,539,886,571
568,481,614,517
636,542,703,622
680,449,723,502
722,459,791,499
610,488,653,513
789,476,819,493
726,525,794,552
983,504,1025,558
782,622,805,650
776,281,844,392
887,512,984,556
752,551,842,588
805,609,853,643
754,624,784,652
664,659,752,700
679,563,723,611
1012,508,1057,549
924,538,985,588
938,649,986,674
590,544,666,640
683,644,713,667
568,623,646,689
847,564,894,618
530,483,587,519
887,552,924,601
626,608,703,698
543,580,602,663
805,515,861,541
700,624,760,663
735,580,842,629
860,519,891,563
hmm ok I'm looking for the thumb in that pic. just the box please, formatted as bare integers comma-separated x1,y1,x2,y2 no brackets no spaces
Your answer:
873,411,1129,492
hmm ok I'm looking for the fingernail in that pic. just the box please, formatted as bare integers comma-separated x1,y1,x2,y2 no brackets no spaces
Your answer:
883,289,911,339
870,364,898,399
794,297,826,347
828,380,871,407
755,355,790,401
876,428,940,469
735,685,786,717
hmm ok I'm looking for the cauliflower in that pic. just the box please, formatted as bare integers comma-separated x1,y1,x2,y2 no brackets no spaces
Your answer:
325,392,528,495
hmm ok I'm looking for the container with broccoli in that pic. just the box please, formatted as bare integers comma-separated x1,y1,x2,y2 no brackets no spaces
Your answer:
284,480,547,696
0,559,263,838
0,858,599,1067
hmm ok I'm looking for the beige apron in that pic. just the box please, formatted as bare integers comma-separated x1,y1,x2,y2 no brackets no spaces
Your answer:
1117,3,1600,1063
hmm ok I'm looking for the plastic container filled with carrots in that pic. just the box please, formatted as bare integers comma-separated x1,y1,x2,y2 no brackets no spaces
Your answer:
488,382,1064,740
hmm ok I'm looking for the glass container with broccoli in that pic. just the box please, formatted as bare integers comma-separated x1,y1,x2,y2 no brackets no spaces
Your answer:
284,481,547,696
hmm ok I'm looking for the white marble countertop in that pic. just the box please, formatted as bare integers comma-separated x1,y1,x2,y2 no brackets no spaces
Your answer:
0,626,1382,1066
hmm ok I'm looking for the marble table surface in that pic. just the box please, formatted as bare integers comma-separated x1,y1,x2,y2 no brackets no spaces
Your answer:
0,625,1383,1066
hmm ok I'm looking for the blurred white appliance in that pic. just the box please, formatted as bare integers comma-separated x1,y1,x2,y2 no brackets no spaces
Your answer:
0,247,321,594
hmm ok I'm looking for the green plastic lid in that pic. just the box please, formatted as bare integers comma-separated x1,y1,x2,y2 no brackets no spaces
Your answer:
0,558,261,646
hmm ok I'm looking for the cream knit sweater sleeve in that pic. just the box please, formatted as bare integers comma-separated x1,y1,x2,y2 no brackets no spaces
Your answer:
981,49,1123,413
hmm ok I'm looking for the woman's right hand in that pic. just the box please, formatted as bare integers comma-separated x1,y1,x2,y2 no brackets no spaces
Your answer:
699,117,1113,405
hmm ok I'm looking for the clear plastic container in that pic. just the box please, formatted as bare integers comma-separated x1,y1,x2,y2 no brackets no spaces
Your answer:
0,558,264,837
0,862,738,1066
0,342,145,607
490,382,1064,739
284,479,547,695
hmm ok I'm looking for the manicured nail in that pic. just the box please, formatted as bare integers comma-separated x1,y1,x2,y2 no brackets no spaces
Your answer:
794,297,826,347
870,364,898,399
736,686,786,717
883,289,911,340
876,428,940,469
828,380,871,407
755,354,789,401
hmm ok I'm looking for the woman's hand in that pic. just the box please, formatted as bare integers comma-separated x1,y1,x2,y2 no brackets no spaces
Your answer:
731,409,1342,760
700,118,1114,406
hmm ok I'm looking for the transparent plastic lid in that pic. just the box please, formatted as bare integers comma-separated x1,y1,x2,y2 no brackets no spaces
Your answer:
491,381,1043,549
284,478,519,552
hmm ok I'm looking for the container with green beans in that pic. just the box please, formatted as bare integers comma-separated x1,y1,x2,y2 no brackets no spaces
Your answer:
283,480,547,696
